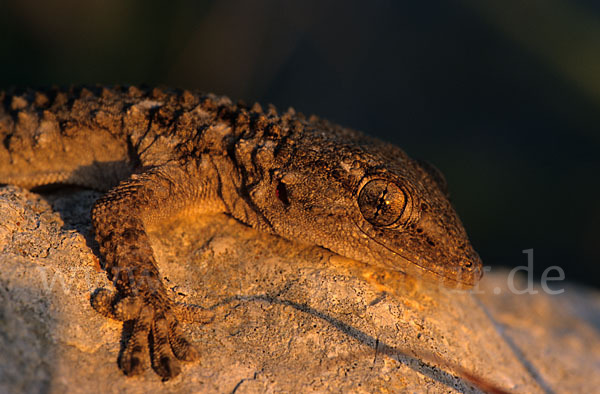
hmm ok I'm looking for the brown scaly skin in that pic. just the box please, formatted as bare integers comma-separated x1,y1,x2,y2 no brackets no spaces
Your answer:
0,86,482,380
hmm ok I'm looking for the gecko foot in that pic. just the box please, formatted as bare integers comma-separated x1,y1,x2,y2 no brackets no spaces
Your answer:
91,288,213,380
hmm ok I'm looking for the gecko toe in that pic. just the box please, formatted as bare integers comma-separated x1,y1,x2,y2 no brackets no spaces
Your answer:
120,305,153,376
168,315,200,361
90,288,119,319
91,289,143,321
174,302,215,324
150,312,182,379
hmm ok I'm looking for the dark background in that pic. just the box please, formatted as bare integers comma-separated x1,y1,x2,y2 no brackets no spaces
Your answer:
1,0,598,288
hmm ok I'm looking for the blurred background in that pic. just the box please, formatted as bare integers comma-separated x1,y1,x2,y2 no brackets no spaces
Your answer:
1,0,598,288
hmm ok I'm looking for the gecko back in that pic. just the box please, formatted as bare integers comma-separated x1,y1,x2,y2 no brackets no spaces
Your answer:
0,87,145,190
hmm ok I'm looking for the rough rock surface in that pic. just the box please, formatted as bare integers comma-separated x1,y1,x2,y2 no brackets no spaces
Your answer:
0,185,598,393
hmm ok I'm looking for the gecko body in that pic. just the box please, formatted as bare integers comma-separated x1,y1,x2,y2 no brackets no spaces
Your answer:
0,86,482,379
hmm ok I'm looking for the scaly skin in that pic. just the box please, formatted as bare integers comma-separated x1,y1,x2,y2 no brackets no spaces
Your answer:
0,86,482,379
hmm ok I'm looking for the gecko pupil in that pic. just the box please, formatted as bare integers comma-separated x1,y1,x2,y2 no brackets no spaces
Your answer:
358,179,405,226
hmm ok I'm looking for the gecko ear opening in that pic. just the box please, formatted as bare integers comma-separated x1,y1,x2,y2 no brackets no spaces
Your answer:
276,181,290,206
416,159,449,198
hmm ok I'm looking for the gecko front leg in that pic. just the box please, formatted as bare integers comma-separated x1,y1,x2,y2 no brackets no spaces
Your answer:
90,162,221,380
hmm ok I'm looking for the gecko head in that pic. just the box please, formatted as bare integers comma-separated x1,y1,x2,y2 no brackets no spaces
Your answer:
348,168,484,289
243,129,483,289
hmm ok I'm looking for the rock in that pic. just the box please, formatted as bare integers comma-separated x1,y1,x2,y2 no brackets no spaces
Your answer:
0,185,598,393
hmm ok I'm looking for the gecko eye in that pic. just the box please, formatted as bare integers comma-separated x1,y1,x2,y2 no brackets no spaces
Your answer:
358,179,406,226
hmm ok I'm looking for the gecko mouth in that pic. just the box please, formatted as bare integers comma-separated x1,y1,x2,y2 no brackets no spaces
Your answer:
352,218,481,289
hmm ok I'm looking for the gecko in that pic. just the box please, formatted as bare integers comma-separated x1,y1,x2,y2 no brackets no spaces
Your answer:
0,85,482,380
